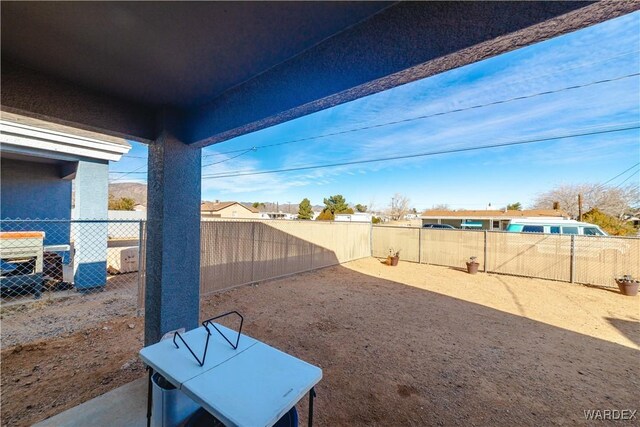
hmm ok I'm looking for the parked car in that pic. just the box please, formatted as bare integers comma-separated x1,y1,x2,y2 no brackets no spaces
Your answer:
505,219,608,236
504,218,629,259
422,223,456,229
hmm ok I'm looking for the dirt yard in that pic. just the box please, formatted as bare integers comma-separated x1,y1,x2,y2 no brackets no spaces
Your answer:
1,258,638,426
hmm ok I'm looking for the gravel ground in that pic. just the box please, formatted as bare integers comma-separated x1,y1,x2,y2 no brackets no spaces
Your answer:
1,281,138,350
1,258,638,426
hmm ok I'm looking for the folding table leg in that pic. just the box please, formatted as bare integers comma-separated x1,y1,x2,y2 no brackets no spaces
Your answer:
308,387,316,427
147,367,153,427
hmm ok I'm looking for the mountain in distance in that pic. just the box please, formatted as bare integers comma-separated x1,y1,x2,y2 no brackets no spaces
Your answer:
109,182,147,206
242,202,324,213
109,183,325,212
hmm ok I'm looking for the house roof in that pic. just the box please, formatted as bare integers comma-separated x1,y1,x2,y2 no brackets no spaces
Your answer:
1,111,130,147
0,111,130,163
421,209,569,219
200,201,258,213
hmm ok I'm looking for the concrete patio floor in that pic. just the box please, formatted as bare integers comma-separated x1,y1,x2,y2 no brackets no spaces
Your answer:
34,378,147,427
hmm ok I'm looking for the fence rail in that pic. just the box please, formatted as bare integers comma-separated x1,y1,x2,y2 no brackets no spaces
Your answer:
372,225,639,287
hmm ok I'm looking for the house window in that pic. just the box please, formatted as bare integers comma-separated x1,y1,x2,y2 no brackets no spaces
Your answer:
492,220,500,230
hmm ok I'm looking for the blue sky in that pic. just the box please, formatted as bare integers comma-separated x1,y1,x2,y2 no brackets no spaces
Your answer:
110,12,640,211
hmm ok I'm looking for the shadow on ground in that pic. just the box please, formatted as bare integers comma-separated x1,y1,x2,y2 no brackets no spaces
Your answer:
1,263,637,426
202,264,639,426
606,317,640,347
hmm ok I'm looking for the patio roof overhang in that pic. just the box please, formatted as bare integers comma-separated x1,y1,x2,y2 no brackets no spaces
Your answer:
2,1,638,345
3,1,637,147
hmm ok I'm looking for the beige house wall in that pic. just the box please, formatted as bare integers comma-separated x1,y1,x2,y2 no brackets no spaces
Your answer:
201,204,259,219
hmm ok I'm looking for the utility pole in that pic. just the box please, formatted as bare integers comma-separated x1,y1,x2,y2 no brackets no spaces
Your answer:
578,193,583,221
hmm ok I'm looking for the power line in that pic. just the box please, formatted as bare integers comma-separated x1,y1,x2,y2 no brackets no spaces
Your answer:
202,147,256,169
110,70,640,174
201,122,637,177
110,147,258,176
202,72,640,156
117,56,640,164
199,50,640,158
602,162,640,186
109,163,147,181
201,124,639,180
614,169,639,189
582,162,640,195
120,154,148,159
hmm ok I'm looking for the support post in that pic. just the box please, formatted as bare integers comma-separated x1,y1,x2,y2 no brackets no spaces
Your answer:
73,160,109,291
145,117,202,346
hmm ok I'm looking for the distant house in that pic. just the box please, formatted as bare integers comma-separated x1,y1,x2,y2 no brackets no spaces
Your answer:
624,215,640,228
201,201,259,219
420,209,570,230
259,212,296,220
1,112,131,290
335,212,373,223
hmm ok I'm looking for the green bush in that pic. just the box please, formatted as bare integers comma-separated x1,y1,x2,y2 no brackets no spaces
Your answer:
583,208,636,236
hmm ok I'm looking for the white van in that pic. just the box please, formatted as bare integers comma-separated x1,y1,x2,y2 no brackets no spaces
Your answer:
505,219,608,236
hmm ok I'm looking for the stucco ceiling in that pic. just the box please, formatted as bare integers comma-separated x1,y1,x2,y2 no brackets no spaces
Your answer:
1,1,391,109
2,1,636,146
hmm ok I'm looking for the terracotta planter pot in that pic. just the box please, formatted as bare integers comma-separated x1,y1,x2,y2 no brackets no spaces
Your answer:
615,279,639,296
466,262,479,274
390,256,399,266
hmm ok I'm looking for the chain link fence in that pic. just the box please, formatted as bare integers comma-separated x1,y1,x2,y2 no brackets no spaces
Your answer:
372,225,639,286
200,219,371,296
1,219,144,303
4,219,636,304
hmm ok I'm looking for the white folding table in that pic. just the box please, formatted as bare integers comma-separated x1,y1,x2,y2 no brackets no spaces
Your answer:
139,318,322,427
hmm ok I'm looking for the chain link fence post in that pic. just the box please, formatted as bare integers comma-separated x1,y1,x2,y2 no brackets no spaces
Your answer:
570,234,576,283
418,227,422,264
483,230,488,272
251,221,256,283
137,219,145,316
369,221,374,258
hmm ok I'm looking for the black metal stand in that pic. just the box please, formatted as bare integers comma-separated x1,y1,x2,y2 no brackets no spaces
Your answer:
146,366,153,427
308,387,316,427
173,311,244,367
202,311,244,350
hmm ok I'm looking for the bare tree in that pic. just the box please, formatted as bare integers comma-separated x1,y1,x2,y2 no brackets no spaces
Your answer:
531,183,639,219
432,204,451,211
389,193,411,220
368,197,377,214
